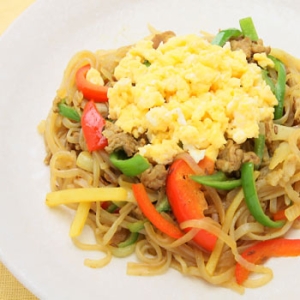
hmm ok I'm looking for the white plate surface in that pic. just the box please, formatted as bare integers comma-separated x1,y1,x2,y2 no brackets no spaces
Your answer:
1,0,300,299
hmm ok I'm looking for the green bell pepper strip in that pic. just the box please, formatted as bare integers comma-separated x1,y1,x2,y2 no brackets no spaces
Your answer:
212,17,258,48
190,171,241,190
241,162,285,228
127,220,146,233
156,196,171,212
143,60,151,67
211,28,242,47
254,126,265,168
191,171,228,182
110,151,150,177
190,175,242,190
261,69,276,93
57,101,81,122
106,203,119,213
118,232,139,248
267,55,286,120
239,17,259,41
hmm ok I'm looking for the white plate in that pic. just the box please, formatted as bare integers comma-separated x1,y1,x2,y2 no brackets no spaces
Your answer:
1,0,300,299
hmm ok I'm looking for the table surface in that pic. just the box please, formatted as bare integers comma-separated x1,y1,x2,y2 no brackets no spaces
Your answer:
0,2,37,299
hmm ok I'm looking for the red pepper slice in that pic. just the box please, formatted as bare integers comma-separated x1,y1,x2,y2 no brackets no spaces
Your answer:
132,183,183,239
81,100,108,151
235,238,300,284
166,159,217,252
273,209,300,221
75,65,108,102
273,210,287,221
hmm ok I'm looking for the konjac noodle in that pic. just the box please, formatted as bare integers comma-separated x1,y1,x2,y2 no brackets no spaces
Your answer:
39,17,300,293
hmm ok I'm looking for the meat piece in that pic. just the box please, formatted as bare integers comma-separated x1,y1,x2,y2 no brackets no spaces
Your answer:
109,227,130,246
231,37,252,58
102,122,139,156
216,140,244,173
216,139,260,173
243,152,260,165
230,37,271,60
140,164,167,190
251,39,271,55
152,31,176,49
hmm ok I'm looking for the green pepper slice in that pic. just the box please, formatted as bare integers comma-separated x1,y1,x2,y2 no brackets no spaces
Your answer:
57,101,81,122
239,17,259,41
211,28,242,47
110,151,150,177
267,55,286,120
118,232,139,248
241,162,285,228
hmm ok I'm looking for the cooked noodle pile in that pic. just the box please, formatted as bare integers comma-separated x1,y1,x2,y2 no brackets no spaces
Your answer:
40,23,300,293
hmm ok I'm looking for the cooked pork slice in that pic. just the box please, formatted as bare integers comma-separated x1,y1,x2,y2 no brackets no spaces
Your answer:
140,164,168,190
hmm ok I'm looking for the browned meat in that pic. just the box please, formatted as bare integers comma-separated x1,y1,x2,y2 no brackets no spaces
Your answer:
103,122,139,156
216,139,260,173
109,227,130,246
230,37,271,60
152,31,176,49
140,164,168,190
243,152,261,164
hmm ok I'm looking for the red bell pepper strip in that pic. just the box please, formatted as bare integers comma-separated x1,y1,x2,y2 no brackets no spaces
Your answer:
272,209,300,221
197,155,215,175
235,238,300,285
132,183,183,239
166,159,217,252
273,210,287,221
75,65,108,102
81,100,108,151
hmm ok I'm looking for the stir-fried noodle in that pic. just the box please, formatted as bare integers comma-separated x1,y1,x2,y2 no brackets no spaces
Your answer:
40,20,300,293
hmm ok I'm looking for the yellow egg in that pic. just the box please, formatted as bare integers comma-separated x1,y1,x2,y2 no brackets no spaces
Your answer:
108,33,278,164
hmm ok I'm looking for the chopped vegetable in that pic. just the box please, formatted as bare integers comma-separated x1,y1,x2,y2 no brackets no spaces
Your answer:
274,205,300,222
166,159,217,251
69,202,91,237
235,238,300,284
127,220,146,233
191,171,228,182
106,202,119,213
156,196,171,212
267,55,286,120
81,100,108,152
132,183,183,239
45,187,128,207
273,209,288,221
118,232,139,248
261,69,276,93
239,17,259,41
57,101,81,122
241,162,285,228
191,173,242,190
211,17,258,47
197,155,216,175
76,151,93,172
143,60,151,67
254,122,266,168
75,64,108,102
211,28,242,47
254,129,265,168
110,151,150,177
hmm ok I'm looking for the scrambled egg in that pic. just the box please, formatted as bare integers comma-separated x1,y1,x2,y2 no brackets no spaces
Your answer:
108,34,277,164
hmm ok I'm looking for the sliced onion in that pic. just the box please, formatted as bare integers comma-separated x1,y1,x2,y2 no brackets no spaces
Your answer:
174,152,206,175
